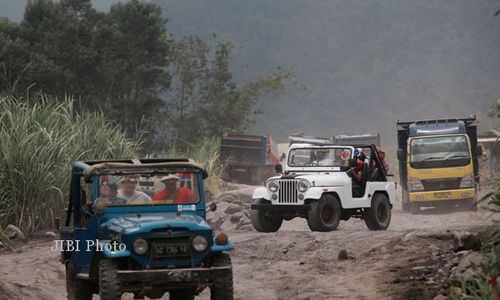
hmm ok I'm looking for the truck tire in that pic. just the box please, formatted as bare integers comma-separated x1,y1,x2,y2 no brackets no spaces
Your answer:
170,289,195,300
66,258,93,300
210,253,234,300
364,193,391,230
307,194,341,232
250,209,283,232
99,259,121,300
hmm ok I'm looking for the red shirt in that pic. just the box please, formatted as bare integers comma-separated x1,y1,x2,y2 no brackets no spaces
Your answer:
152,187,193,204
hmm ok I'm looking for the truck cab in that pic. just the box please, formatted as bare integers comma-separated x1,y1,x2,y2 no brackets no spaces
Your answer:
251,143,396,232
397,117,482,213
60,158,234,300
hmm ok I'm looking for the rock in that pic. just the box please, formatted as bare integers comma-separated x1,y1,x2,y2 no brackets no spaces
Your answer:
451,252,485,279
220,220,237,231
0,241,3,248
239,215,252,226
411,266,427,271
433,294,447,300
4,224,27,242
230,212,243,223
224,204,243,215
402,231,417,242
45,231,57,238
453,232,482,252
206,211,226,230
338,249,354,260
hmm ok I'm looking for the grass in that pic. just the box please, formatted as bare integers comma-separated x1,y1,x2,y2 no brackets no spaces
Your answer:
164,136,226,200
0,94,141,232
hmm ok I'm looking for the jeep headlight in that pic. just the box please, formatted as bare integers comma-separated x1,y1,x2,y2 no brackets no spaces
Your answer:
460,173,474,188
133,238,149,255
267,180,279,193
192,235,209,252
297,180,309,192
408,177,424,191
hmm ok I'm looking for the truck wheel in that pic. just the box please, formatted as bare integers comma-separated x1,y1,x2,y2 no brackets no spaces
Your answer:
307,194,341,232
364,193,391,230
210,253,234,300
170,289,195,300
66,258,92,300
251,209,283,232
99,259,121,300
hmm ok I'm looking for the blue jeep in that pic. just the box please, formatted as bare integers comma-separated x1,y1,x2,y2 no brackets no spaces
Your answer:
60,158,234,300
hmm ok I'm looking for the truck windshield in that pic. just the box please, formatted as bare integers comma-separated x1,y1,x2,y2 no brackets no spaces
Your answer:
96,172,200,206
288,147,352,168
410,135,470,168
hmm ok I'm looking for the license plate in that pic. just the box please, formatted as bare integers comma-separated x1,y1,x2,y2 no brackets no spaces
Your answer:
434,192,452,199
153,244,189,257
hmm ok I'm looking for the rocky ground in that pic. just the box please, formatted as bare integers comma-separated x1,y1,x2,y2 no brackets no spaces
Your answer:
0,184,496,300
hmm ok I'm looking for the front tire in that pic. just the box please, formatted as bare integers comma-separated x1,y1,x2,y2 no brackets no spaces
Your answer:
210,254,234,300
251,208,283,232
364,193,392,230
307,194,341,232
66,258,93,300
99,259,121,300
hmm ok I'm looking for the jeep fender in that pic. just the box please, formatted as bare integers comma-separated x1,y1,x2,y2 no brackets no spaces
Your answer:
253,186,272,201
211,240,234,252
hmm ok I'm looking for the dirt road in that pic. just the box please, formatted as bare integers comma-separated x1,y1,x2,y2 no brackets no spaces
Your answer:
0,207,492,300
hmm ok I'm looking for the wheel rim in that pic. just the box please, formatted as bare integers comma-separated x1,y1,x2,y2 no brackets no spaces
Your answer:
376,202,387,223
321,205,335,225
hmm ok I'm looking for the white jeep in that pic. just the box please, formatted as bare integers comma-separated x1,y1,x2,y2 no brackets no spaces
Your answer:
251,144,396,232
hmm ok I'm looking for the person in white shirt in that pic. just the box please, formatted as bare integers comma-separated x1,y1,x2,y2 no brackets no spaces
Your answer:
117,176,151,203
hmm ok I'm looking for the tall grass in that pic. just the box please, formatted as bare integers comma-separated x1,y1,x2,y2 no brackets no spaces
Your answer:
166,136,226,199
0,94,141,232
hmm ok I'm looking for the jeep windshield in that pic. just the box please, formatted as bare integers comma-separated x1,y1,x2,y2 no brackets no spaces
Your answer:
287,147,352,168
96,172,200,206
410,135,471,169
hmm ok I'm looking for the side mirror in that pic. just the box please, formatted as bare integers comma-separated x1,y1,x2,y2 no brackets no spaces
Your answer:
207,202,217,212
476,145,483,157
397,149,405,161
275,164,283,174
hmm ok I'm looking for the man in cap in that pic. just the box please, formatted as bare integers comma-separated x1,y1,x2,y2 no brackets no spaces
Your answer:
117,176,151,203
152,174,193,204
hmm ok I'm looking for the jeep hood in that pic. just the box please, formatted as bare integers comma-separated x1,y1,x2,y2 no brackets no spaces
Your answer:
274,172,350,187
100,213,211,234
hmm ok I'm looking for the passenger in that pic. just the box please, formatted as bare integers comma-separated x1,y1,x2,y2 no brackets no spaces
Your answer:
117,176,151,203
95,179,124,206
350,151,366,185
152,175,193,204
370,147,389,181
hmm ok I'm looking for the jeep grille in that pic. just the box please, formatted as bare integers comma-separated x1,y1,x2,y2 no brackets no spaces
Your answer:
278,180,298,204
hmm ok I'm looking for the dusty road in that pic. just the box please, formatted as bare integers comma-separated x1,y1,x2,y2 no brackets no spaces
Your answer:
0,207,493,300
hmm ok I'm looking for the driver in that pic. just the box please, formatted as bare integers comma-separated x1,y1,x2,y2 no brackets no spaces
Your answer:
315,150,333,166
152,175,193,204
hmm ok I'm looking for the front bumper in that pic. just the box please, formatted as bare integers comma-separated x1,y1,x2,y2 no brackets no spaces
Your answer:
118,266,231,283
251,203,311,211
409,188,475,203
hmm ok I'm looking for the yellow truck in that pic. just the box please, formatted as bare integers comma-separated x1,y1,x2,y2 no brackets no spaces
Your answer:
397,117,482,213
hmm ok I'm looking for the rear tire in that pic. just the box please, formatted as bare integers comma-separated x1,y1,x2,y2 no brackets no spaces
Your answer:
364,193,392,230
251,208,283,232
307,194,341,232
66,258,93,300
170,289,195,300
210,254,234,300
99,259,121,300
